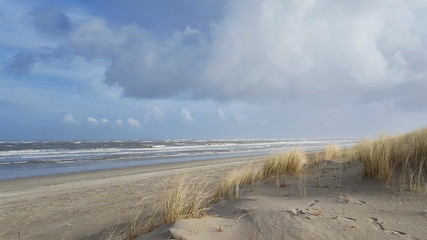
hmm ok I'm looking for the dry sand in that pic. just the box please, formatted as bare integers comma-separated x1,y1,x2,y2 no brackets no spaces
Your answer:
140,160,427,240
0,155,265,240
2,156,426,240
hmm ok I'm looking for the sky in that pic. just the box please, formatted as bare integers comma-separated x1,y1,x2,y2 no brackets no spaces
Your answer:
1,0,427,140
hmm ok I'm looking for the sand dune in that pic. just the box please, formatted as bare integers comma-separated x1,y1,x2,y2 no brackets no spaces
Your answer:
140,160,427,240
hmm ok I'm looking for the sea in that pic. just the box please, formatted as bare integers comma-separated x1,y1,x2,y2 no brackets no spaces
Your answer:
0,139,358,180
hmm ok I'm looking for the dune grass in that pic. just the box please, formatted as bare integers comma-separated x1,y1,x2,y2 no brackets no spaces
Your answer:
313,128,427,192
348,128,427,191
215,166,262,200
261,149,307,180
323,144,344,160
103,174,211,240
161,174,211,224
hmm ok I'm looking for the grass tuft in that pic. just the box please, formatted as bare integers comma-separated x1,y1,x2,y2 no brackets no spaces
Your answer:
323,144,344,160
161,174,211,224
261,149,307,180
348,128,427,191
215,166,261,200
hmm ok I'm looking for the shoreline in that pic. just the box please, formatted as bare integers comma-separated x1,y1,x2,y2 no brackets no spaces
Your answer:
0,154,266,197
0,152,269,181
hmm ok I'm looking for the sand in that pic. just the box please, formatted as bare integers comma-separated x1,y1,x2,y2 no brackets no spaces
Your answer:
0,155,265,240
2,156,426,240
140,160,427,240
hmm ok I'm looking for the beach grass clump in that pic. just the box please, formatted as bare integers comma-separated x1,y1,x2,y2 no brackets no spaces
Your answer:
261,149,307,180
349,127,427,191
102,174,211,240
353,136,396,184
215,166,261,200
128,200,163,239
160,174,211,224
102,199,163,240
323,144,344,160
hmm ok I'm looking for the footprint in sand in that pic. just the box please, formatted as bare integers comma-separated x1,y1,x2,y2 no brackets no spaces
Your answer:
308,200,319,207
354,200,366,205
368,217,409,237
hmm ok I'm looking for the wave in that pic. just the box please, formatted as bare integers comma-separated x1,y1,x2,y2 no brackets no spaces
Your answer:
0,139,359,166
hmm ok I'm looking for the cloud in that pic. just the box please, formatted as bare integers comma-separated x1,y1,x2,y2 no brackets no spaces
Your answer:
61,0,427,112
217,108,226,120
3,0,427,140
127,117,141,127
100,118,109,124
87,117,99,125
181,108,193,121
63,113,78,124
115,119,124,126
149,105,164,121
66,17,207,98
30,6,71,36
69,18,127,58
4,53,36,74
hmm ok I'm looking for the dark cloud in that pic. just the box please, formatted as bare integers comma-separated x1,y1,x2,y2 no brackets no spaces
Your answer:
3,47,73,75
4,52,36,74
68,18,207,99
30,7,71,35
63,0,427,108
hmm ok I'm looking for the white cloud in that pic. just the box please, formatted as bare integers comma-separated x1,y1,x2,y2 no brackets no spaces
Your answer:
69,18,127,58
181,108,193,121
100,118,109,124
127,117,141,127
217,108,226,120
63,113,78,124
150,105,164,121
87,117,99,125
62,0,427,111
115,119,124,126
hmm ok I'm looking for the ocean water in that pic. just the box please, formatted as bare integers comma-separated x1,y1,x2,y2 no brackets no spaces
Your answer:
0,139,358,180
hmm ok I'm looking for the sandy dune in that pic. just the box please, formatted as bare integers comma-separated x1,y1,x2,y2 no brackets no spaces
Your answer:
140,160,427,240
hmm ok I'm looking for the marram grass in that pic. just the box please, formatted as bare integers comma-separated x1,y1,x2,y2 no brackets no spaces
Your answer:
348,128,427,192
215,166,261,200
161,174,210,224
261,149,307,180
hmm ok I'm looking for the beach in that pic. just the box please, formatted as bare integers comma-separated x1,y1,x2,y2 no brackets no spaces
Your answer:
2,132,427,240
0,155,265,240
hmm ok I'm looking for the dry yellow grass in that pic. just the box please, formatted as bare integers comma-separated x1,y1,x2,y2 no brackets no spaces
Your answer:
261,149,307,180
104,174,212,240
215,166,261,200
349,128,427,192
102,198,162,240
323,144,344,160
353,137,396,184
161,174,211,224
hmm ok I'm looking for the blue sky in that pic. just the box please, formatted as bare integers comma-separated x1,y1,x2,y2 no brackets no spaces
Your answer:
1,0,427,140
